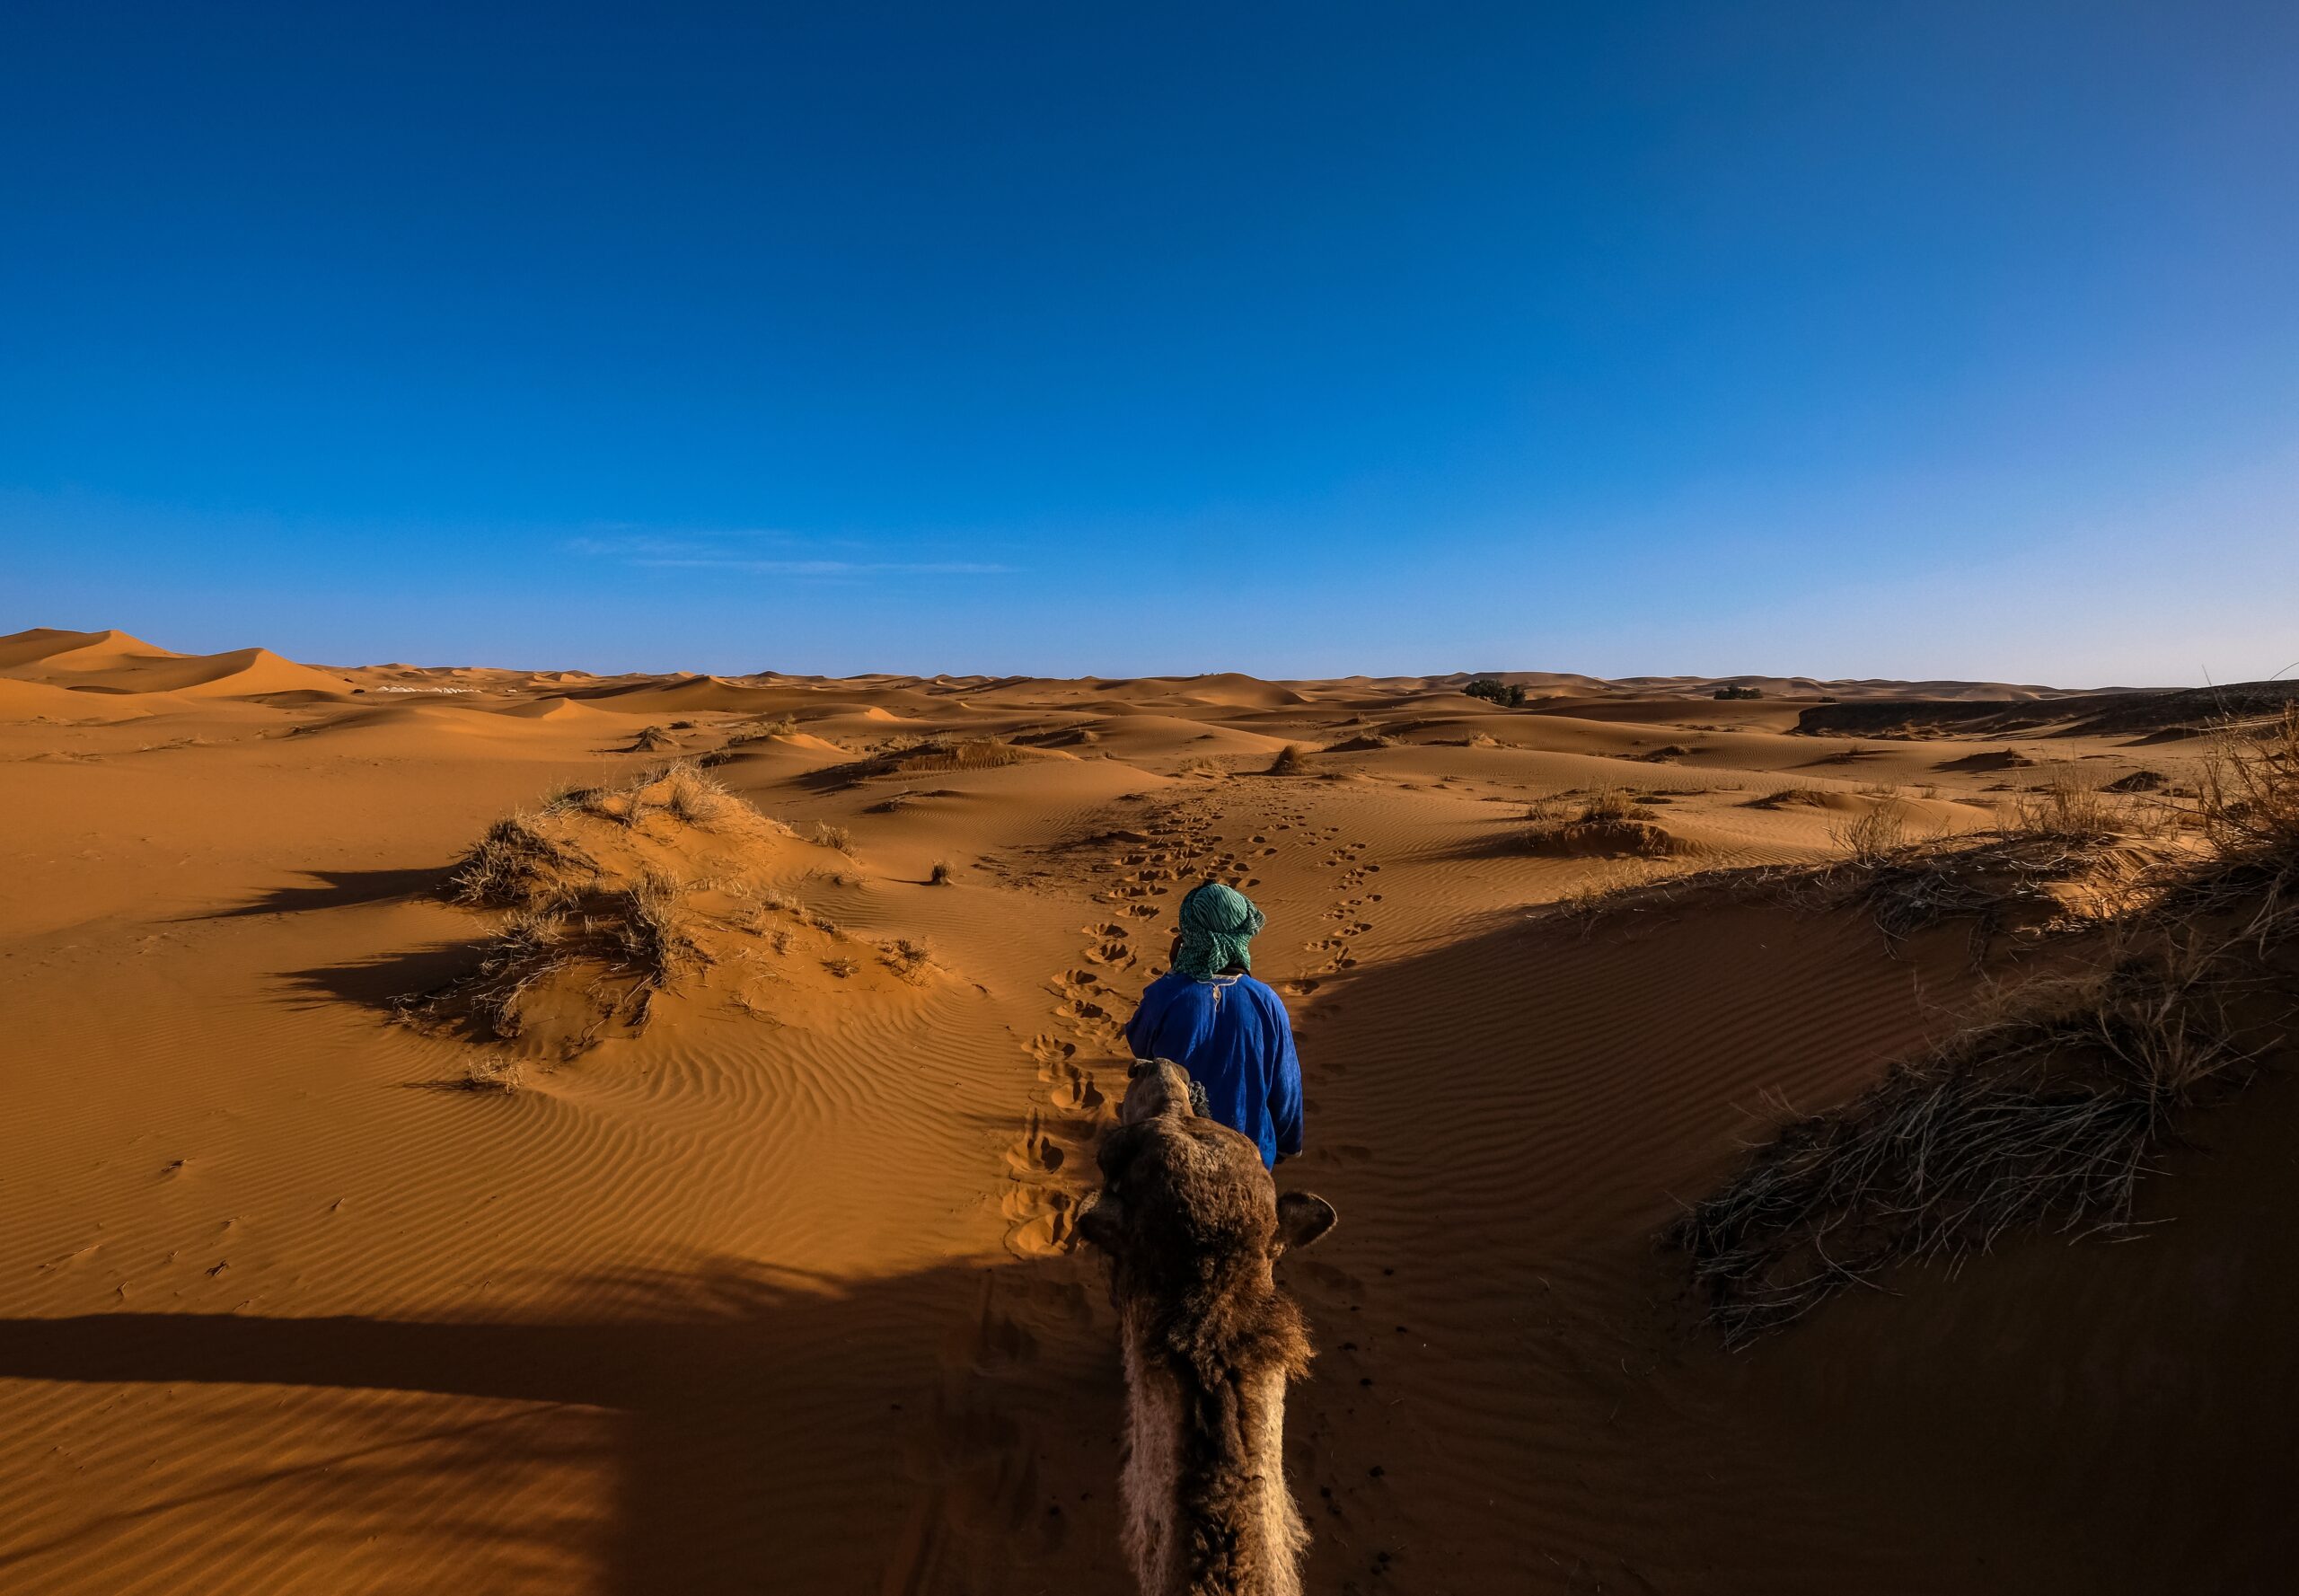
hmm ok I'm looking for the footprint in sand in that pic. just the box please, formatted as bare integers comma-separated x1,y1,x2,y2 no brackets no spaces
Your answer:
1004,1110,1066,1176
1001,1186,1077,1257
1045,1060,1105,1113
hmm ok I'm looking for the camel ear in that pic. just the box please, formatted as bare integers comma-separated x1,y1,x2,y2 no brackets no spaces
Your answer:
1075,1193,1124,1252
1275,1192,1337,1253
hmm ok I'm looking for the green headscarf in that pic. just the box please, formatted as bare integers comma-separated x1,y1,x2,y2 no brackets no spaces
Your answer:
1172,881,1265,979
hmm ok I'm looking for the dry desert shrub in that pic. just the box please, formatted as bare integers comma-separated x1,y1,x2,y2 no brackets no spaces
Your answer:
1266,743,1307,775
880,937,931,981
447,813,595,907
401,763,798,1051
1579,786,1658,823
1525,787,1684,859
1672,943,2250,1346
1828,828,2138,953
454,1056,528,1094
1673,713,2299,1345
551,761,768,834
929,860,956,886
2010,767,2117,841
1830,805,1909,865
1748,786,1831,809
879,736,1028,774
2159,707,2299,942
612,872,705,984
2197,707,2299,874
660,764,741,828
810,821,855,853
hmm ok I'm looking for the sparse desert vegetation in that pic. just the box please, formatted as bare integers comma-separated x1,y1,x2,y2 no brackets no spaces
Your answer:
1524,786,1687,858
396,762,918,1054
1675,709,2299,1345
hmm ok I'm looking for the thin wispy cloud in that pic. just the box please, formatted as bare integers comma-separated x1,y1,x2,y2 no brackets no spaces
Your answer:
567,532,1016,578
634,557,1016,576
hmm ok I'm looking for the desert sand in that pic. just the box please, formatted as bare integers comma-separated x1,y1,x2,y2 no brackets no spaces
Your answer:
1,625,2293,1594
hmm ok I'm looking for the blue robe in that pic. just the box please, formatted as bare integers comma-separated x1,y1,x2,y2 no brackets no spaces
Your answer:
1123,970,1303,1168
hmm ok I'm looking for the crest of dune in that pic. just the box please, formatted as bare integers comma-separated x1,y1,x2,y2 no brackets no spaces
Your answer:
0,630,352,697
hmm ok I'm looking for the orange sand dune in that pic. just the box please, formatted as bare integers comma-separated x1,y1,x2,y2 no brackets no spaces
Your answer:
0,631,2282,1595
2,630,354,698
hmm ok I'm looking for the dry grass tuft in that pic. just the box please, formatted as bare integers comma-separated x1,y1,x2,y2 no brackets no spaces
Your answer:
1826,829,2137,953
880,937,931,981
2160,707,2299,943
1267,743,1307,775
447,814,594,908
1673,711,2299,1345
1523,786,1685,859
401,763,789,1052
2010,767,2118,841
1748,787,1832,809
657,764,741,828
811,821,855,853
929,860,956,886
2198,708,2299,872
612,872,705,985
1830,806,1909,864
1671,943,2251,1346
879,736,1028,774
453,1057,528,1094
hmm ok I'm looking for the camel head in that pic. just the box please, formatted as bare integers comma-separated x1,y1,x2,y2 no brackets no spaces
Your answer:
1078,1059,1337,1279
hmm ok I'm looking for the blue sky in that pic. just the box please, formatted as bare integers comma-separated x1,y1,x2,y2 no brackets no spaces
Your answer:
4,2,2295,683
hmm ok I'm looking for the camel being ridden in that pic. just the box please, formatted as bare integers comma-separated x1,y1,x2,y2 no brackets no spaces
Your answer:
1079,1059,1338,1596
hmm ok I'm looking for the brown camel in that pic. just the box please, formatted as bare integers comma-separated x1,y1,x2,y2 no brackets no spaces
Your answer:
1078,1059,1339,1596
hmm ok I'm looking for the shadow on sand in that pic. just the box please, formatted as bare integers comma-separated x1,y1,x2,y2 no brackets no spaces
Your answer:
0,1254,1124,1594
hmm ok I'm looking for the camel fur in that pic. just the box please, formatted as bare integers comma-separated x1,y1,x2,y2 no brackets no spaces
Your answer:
1077,1059,1338,1596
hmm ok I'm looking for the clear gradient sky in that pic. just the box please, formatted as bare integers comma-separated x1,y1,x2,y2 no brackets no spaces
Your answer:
4,2,2295,683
